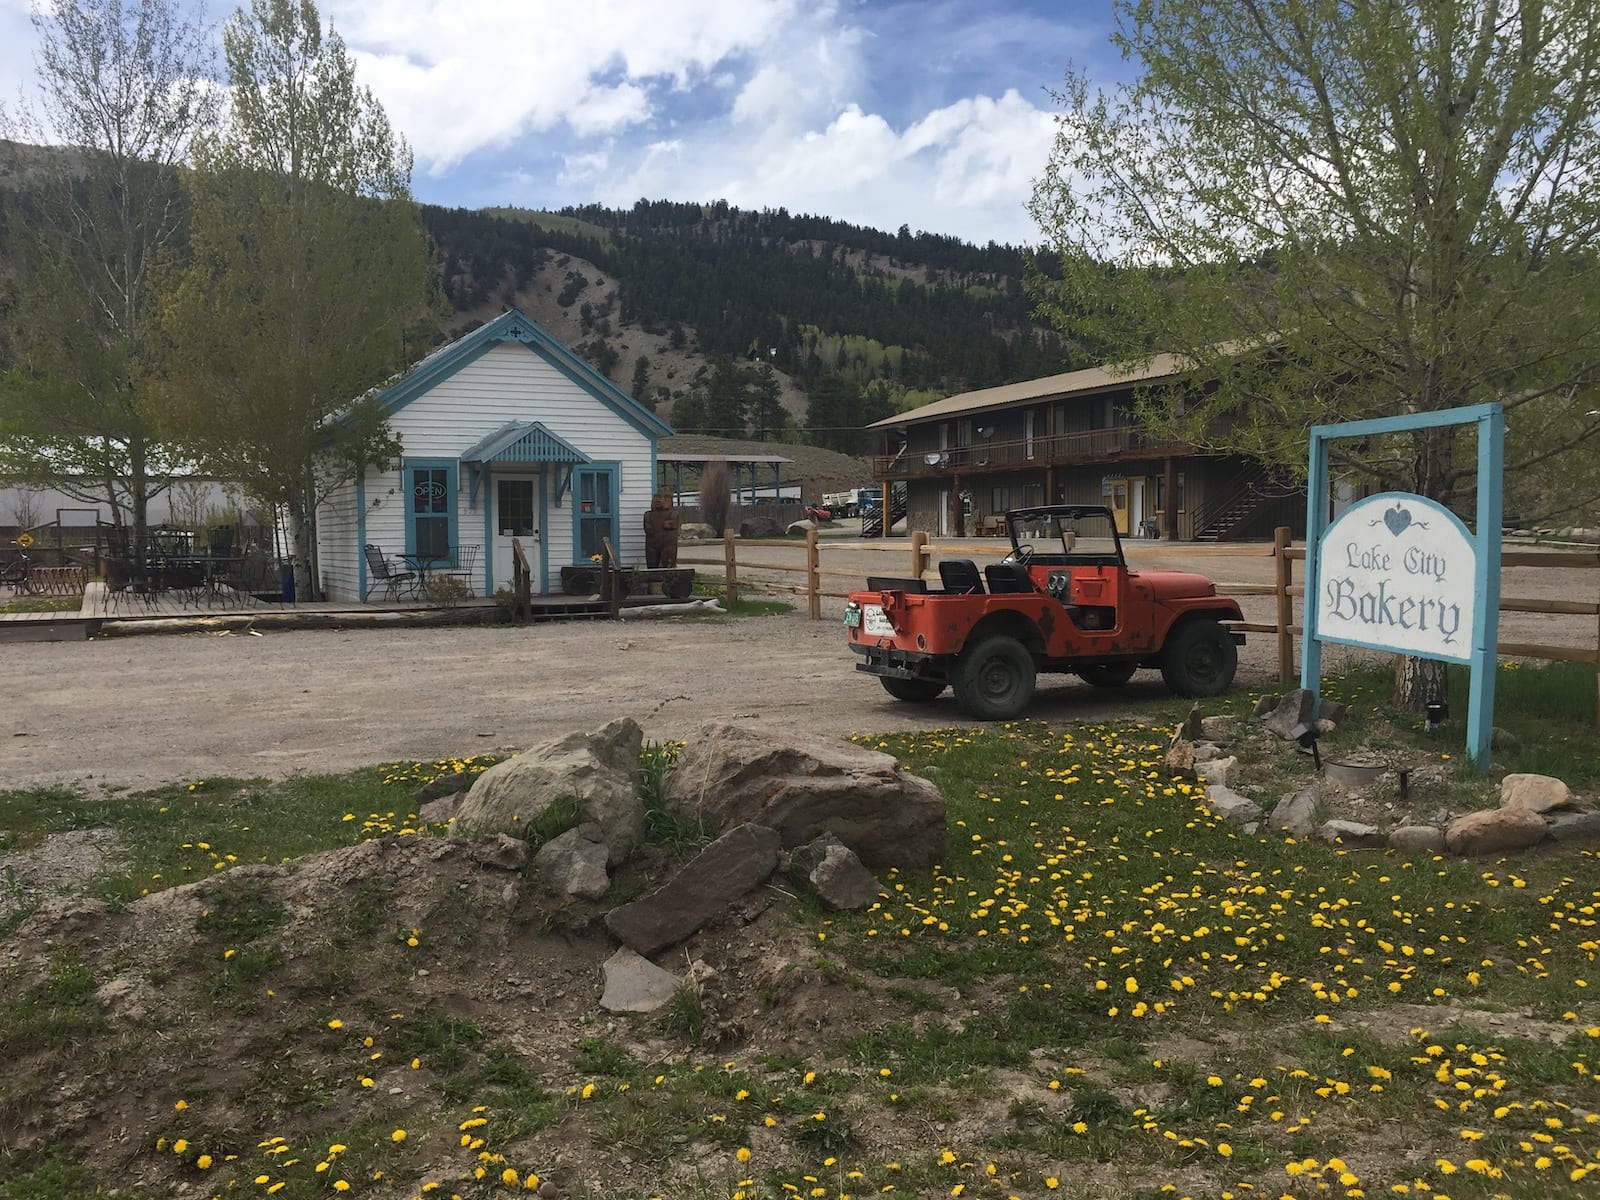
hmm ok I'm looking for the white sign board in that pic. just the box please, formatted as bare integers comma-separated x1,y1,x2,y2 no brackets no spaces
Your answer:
1316,492,1476,664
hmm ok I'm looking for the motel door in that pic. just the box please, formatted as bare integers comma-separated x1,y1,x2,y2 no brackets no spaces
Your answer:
1108,480,1130,534
493,476,540,593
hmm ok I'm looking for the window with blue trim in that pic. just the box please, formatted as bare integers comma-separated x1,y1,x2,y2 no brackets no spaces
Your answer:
406,462,458,562
575,466,616,560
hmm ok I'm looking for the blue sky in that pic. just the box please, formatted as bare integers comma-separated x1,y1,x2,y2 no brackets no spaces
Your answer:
2,0,1126,246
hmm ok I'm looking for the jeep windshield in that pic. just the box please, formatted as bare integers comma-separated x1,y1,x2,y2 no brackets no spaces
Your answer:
1005,507,1125,567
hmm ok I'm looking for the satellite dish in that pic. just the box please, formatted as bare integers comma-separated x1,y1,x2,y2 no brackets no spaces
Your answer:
923,452,944,466
977,426,994,438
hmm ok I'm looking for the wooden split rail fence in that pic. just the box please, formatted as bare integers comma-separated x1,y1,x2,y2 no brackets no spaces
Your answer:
679,527,1600,729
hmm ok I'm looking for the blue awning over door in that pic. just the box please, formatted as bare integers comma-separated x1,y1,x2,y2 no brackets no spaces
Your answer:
460,421,591,504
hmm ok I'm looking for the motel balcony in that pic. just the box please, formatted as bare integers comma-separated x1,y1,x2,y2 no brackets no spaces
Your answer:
874,425,1192,478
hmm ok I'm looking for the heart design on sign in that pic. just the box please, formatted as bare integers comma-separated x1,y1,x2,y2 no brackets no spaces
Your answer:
1383,503,1412,537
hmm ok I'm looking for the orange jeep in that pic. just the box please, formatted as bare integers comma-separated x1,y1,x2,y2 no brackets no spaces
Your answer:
844,505,1245,719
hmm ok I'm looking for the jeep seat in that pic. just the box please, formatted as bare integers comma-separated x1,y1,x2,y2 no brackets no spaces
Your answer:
938,558,984,594
984,561,1034,594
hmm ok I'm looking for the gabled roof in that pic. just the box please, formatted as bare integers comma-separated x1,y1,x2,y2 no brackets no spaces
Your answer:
868,352,1195,428
375,309,674,439
460,421,591,466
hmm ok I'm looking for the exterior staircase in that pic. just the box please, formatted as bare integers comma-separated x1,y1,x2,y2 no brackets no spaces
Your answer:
861,483,908,537
1192,467,1299,541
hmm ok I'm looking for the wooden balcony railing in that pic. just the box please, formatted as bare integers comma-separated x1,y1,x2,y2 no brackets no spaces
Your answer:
875,425,1190,477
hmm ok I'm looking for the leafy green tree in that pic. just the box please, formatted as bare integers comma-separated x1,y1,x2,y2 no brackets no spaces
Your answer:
1031,0,1600,703
0,0,217,556
156,0,437,597
630,354,651,400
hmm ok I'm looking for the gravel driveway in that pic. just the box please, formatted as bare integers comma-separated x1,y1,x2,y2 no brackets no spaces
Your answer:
5,538,1592,794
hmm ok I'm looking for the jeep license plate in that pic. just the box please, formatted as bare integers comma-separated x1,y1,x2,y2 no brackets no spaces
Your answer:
861,604,895,637
843,607,860,628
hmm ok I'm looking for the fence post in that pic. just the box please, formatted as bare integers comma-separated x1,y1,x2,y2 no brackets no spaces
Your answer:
723,530,738,607
806,528,821,620
602,536,623,619
1273,525,1293,683
910,530,929,579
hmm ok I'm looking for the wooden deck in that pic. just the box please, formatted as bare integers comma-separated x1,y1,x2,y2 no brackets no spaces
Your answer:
0,582,618,642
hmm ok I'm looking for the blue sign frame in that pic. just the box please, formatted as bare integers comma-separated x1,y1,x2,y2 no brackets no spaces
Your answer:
1301,403,1504,770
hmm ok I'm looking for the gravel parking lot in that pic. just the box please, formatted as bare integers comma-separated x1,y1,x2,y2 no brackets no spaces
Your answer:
4,538,1593,794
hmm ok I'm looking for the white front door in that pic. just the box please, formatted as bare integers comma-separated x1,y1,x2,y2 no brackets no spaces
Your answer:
493,475,540,593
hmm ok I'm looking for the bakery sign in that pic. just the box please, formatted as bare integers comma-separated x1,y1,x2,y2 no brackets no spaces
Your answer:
1317,493,1476,663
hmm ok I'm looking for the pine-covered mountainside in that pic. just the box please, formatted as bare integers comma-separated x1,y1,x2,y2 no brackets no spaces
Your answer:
422,200,1083,456
0,135,1083,483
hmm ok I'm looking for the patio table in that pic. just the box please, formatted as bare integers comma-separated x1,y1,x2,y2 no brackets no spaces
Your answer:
401,552,450,596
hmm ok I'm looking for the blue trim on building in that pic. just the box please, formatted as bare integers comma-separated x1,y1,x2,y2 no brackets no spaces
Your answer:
572,462,620,563
482,483,494,597
402,457,460,561
538,476,550,589
375,309,673,439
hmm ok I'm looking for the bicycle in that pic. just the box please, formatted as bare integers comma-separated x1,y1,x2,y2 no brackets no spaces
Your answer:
1,548,34,595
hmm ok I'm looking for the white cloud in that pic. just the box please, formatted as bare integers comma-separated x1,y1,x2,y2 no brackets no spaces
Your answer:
325,0,807,167
594,88,1057,245
556,149,610,187
3,0,1083,246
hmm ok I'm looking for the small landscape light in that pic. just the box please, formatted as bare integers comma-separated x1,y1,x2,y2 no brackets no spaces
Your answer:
1291,721,1322,770
1425,698,1449,729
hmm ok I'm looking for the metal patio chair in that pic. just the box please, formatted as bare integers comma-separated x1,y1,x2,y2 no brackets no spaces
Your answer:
448,544,481,598
363,543,417,601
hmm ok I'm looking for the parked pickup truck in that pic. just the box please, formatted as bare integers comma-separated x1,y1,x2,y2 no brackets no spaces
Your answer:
844,504,1244,720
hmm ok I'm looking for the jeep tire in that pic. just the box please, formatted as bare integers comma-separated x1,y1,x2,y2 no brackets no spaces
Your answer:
880,676,946,703
1076,662,1139,688
1159,619,1237,697
953,635,1036,720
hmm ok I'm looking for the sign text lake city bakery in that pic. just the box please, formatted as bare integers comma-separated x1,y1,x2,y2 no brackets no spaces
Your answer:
1316,492,1477,664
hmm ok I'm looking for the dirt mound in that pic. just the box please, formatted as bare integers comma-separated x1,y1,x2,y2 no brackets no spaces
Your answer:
0,830,935,1197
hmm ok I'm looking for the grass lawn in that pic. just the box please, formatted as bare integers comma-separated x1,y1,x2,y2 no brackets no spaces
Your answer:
0,666,1596,1200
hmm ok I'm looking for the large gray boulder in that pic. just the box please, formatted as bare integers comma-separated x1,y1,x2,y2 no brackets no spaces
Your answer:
1268,790,1318,839
664,723,946,869
599,948,681,1013
1262,689,1316,741
738,514,785,539
533,823,611,900
1499,774,1573,815
787,834,882,911
1317,820,1386,849
1546,811,1600,845
455,717,645,865
1388,825,1446,855
1446,806,1548,856
604,823,781,956
1205,786,1262,826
